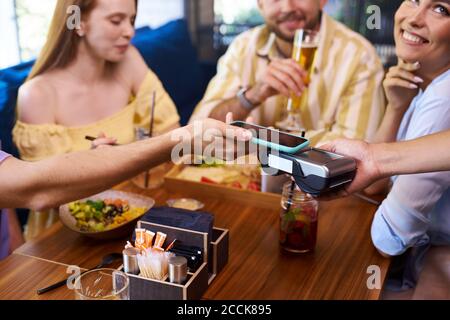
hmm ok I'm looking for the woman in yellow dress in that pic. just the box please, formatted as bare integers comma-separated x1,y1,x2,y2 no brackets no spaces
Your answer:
13,0,180,240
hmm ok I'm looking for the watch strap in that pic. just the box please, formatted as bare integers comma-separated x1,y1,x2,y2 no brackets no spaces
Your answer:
237,87,256,111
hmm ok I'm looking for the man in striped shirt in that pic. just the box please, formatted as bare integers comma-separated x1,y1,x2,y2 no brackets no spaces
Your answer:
191,0,386,146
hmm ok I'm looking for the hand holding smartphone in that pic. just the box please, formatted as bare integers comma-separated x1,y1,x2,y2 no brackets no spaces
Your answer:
230,121,310,154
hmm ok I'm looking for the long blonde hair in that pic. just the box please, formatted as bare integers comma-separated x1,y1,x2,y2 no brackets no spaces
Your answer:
28,0,137,81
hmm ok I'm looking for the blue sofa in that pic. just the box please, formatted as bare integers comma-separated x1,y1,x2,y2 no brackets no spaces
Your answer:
0,19,216,157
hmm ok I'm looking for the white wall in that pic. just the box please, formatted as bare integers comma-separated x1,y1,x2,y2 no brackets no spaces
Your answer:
135,0,185,28
0,0,20,68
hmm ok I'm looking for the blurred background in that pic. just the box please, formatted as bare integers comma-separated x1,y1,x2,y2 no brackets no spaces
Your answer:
0,0,403,228
0,0,403,156
1,0,403,69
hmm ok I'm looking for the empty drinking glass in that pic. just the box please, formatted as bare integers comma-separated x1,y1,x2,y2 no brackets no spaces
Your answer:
74,269,130,300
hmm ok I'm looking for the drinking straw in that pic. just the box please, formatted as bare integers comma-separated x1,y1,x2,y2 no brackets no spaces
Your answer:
284,131,306,214
144,91,157,188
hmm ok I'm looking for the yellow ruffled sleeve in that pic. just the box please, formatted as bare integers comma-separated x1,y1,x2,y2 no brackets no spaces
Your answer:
12,121,73,162
133,70,180,134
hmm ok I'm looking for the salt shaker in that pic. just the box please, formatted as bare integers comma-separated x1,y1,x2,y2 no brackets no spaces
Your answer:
123,247,140,275
168,256,188,284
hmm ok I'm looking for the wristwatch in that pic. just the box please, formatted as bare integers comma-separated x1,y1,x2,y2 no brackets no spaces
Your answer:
237,87,257,111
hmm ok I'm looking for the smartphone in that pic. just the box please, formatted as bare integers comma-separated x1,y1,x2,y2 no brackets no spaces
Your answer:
231,121,310,154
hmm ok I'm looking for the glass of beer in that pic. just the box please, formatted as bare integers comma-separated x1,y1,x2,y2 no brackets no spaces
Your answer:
276,29,319,132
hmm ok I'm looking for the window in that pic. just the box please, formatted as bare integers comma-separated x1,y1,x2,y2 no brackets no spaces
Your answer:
213,0,401,67
15,0,56,62
214,0,263,49
325,0,403,67
0,0,20,68
0,0,185,69
136,0,184,28
325,0,402,45
0,0,56,68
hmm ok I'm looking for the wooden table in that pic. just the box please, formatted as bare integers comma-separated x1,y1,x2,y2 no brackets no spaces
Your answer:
0,181,390,300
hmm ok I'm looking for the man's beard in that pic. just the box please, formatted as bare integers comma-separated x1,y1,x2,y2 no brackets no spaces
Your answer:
268,11,322,43
267,24,297,42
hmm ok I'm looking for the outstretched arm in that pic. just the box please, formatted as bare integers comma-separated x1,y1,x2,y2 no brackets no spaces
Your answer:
0,120,251,210
320,130,450,196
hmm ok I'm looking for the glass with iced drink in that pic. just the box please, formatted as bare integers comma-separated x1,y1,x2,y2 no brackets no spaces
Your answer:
280,181,319,253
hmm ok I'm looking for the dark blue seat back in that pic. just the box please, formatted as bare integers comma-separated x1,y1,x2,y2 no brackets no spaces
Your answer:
0,61,34,156
132,19,212,125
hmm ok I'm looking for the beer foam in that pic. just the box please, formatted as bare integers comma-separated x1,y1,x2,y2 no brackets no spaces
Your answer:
300,43,318,49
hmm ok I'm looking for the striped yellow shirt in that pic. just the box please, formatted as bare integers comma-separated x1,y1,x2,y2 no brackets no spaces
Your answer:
190,13,386,146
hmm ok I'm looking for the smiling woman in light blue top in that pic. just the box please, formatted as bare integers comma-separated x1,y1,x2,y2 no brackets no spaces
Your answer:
372,69,450,255
368,0,450,288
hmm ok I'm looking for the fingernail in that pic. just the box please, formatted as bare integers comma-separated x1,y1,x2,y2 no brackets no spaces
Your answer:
413,62,421,68
240,130,252,140
410,83,418,89
414,76,424,83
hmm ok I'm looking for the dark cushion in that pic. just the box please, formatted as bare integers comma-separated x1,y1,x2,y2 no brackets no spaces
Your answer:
132,20,206,125
0,81,7,112
0,60,34,85
134,25,151,36
0,80,10,152
0,60,35,114
0,61,34,156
